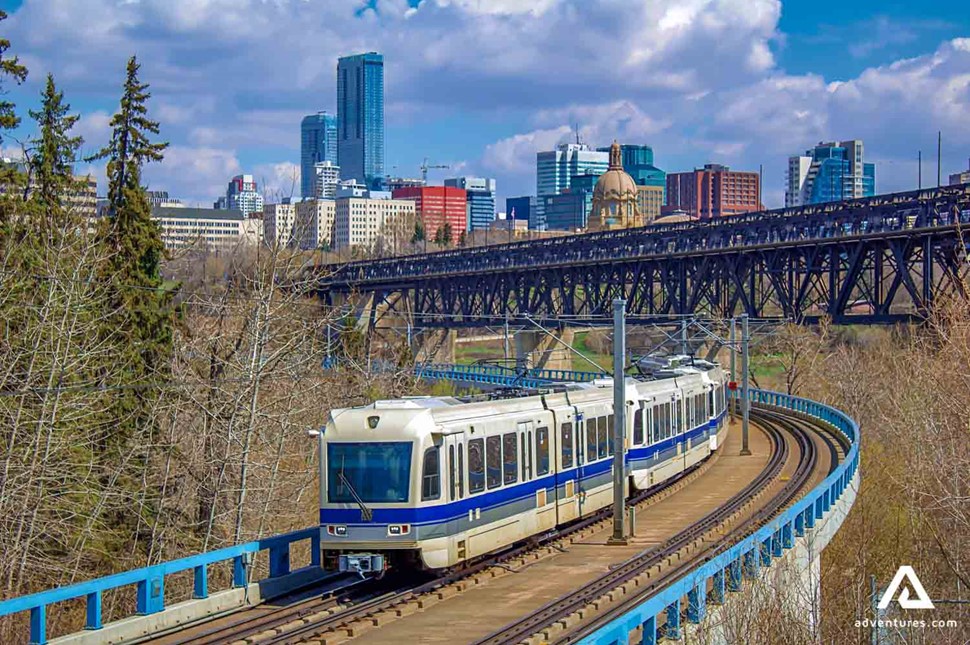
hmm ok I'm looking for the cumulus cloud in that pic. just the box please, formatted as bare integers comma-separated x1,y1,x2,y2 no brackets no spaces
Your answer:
144,146,241,206
253,161,301,203
4,1,969,206
483,126,571,175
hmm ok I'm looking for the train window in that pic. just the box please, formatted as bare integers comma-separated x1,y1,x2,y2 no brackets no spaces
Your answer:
536,427,550,476
421,447,440,501
328,442,412,504
633,406,644,445
606,415,614,456
587,420,597,462
458,444,465,498
448,445,455,501
561,422,574,469
597,417,608,459
486,436,502,490
528,431,534,480
652,405,661,444
468,439,485,494
503,433,518,485
520,434,527,481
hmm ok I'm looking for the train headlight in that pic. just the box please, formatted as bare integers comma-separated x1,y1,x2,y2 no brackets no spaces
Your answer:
327,525,347,536
387,524,411,536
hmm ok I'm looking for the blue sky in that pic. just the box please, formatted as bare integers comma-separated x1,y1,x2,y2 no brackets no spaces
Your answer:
1,0,968,208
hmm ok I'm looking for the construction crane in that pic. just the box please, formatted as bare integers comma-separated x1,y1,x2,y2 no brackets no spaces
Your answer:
420,158,450,183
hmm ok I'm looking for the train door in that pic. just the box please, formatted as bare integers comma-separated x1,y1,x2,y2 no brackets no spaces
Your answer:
445,433,466,561
575,411,587,517
551,408,578,525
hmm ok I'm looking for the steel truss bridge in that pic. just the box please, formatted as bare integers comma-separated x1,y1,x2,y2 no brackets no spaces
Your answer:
315,184,970,328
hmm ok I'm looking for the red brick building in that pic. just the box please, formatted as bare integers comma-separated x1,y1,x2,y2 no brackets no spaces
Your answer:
391,186,467,244
663,164,761,220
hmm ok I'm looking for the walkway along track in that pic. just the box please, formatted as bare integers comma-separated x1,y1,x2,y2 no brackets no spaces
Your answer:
164,438,724,645
478,409,832,645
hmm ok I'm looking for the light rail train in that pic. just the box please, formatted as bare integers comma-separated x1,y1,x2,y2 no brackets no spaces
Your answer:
318,358,728,573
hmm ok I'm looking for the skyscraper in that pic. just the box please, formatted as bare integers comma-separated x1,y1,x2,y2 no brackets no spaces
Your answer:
786,140,876,206
444,176,496,231
535,143,608,230
300,112,337,199
337,52,385,190
216,174,264,217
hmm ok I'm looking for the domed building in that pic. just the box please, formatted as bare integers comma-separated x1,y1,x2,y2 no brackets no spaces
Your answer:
587,141,644,232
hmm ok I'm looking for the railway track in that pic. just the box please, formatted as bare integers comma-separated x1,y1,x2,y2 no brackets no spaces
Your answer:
168,440,722,645
172,407,835,645
478,409,829,645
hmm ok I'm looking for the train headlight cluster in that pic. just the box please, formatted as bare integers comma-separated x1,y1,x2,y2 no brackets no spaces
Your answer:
327,525,347,536
387,524,411,536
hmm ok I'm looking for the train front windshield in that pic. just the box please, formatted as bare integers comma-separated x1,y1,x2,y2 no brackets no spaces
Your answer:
327,442,413,504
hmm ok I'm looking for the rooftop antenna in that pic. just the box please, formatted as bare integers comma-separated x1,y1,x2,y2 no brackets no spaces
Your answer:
574,123,581,146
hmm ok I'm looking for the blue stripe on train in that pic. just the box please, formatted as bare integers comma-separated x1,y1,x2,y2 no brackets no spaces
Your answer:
319,414,725,527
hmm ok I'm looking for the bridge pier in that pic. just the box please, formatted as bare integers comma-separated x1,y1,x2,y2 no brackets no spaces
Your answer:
514,329,575,371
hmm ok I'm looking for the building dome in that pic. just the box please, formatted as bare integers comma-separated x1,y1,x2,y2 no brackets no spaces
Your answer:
588,141,643,232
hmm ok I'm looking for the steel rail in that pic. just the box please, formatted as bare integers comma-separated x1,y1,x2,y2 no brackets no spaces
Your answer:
181,459,708,645
552,410,824,645
477,409,823,645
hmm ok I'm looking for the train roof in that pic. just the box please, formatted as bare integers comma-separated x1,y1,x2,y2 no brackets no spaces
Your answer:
331,360,723,423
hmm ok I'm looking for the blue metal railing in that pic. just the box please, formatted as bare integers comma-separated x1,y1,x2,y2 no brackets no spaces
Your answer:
2,389,855,644
0,528,321,644
576,389,859,644
322,356,608,388
414,362,607,388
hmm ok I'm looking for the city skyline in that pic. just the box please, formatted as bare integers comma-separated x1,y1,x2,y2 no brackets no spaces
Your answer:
0,1,968,210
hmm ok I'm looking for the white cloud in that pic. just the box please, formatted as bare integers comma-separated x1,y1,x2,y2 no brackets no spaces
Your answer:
482,126,571,175
144,146,241,206
253,161,301,203
5,1,970,208
429,0,561,16
74,111,113,151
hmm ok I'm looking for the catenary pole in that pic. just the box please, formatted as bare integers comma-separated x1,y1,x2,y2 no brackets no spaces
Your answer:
740,313,751,456
608,298,628,544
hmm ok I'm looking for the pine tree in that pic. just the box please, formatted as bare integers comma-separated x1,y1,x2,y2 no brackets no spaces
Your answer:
0,10,27,140
0,10,29,213
87,56,172,442
28,74,83,226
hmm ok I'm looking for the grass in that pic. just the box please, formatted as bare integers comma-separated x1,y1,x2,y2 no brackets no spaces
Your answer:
454,340,507,366
570,332,612,372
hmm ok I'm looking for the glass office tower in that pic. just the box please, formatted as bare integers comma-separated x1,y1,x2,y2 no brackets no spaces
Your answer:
300,112,337,199
337,52,385,190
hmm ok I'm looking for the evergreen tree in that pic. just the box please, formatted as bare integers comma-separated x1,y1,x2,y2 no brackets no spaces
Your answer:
87,56,172,442
28,74,83,224
0,10,27,140
412,221,425,244
441,222,454,247
0,10,28,212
